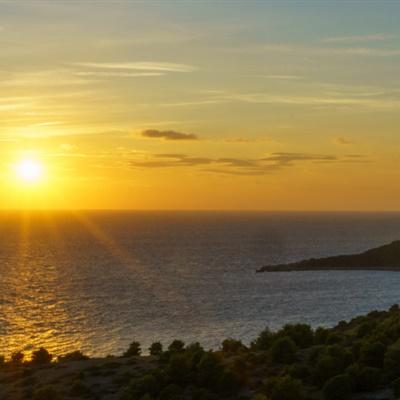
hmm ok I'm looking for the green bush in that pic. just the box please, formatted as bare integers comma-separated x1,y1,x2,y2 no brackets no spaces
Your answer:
286,363,310,381
359,341,385,368
70,380,91,397
315,327,329,345
270,337,297,364
384,340,400,377
158,384,184,400
392,377,400,397
196,352,224,390
166,354,190,385
346,364,381,392
129,373,160,398
266,376,304,400
322,374,352,400
32,385,61,400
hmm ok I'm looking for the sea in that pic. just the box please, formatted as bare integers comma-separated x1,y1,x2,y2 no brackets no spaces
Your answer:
1,211,400,357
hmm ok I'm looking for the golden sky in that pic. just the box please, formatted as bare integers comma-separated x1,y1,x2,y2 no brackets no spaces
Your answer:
1,0,400,210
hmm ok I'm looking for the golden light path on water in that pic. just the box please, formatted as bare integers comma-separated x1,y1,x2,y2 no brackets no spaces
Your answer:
0,209,185,359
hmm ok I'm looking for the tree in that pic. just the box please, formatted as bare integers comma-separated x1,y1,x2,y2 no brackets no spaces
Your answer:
123,341,141,357
149,342,163,356
322,374,352,400
270,337,297,364
31,347,52,365
221,338,246,354
279,324,314,349
251,328,274,351
168,340,185,353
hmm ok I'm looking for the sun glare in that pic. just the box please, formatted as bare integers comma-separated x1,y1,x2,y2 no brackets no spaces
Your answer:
15,159,44,183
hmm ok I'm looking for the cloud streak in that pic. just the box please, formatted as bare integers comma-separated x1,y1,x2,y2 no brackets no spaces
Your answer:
141,129,199,141
322,33,395,43
72,61,196,73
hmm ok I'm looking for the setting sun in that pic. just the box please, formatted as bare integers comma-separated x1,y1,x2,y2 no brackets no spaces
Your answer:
15,159,44,183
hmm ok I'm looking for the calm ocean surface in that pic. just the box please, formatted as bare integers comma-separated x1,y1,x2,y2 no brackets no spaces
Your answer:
1,211,400,357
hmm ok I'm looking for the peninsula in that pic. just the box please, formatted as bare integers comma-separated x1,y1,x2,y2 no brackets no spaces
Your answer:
257,240,400,272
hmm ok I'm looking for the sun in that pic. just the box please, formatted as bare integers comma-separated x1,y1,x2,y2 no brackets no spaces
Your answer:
15,159,44,183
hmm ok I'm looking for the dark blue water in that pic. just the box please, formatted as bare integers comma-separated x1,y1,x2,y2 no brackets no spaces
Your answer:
1,211,400,357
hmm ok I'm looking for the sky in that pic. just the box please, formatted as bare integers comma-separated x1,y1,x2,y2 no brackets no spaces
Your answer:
1,0,400,210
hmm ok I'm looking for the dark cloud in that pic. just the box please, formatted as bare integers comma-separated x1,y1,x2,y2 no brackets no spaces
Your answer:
129,152,369,175
262,153,337,165
141,129,198,141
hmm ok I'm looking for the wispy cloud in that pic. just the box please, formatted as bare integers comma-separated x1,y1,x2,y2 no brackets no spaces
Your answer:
75,71,164,78
234,42,400,57
129,152,369,176
203,91,400,110
263,75,304,80
322,33,396,43
72,62,196,73
141,129,199,141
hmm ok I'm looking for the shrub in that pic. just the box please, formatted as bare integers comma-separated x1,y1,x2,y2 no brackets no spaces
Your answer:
392,377,400,397
158,384,184,400
31,347,52,365
359,341,385,368
185,342,205,366
356,321,377,338
315,327,329,345
346,364,381,392
286,363,310,381
217,369,241,396
196,352,224,390
166,354,191,385
32,385,61,400
384,340,400,377
0,355,5,365
322,374,352,400
11,350,24,365
58,350,89,362
149,342,163,356
266,376,304,400
124,341,141,357
270,337,297,364
129,373,160,398
70,380,91,397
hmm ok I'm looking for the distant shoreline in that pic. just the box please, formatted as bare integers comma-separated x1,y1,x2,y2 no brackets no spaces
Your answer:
257,240,400,273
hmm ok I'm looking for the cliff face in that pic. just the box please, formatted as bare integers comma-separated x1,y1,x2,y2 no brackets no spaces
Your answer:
257,240,400,272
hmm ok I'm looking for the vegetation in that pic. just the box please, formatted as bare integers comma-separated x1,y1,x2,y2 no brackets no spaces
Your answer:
4,305,400,398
